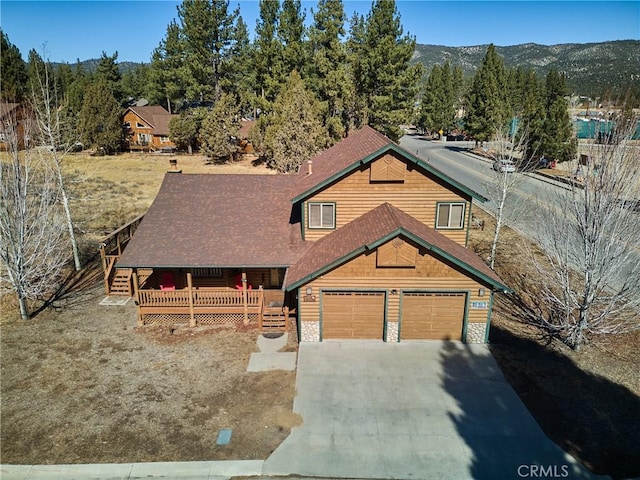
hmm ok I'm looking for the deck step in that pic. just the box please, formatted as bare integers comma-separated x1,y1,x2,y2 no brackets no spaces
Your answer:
109,268,132,296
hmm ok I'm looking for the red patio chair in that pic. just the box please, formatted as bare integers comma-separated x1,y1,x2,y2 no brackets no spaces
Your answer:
160,272,176,290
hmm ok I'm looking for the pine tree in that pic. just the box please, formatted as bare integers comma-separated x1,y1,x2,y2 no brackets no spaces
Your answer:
541,70,576,163
253,0,283,108
200,92,240,162
264,71,327,173
307,0,351,140
418,61,459,135
350,0,424,141
169,114,199,154
95,51,123,104
177,0,239,102
278,0,307,76
224,14,254,113
79,79,123,153
148,19,186,113
464,44,510,144
0,30,27,102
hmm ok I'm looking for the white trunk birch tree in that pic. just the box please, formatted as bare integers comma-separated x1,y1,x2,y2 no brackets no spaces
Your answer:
486,124,532,269
531,125,640,350
30,55,82,271
0,114,68,319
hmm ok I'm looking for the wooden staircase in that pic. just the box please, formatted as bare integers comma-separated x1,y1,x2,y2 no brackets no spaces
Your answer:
261,305,289,332
109,268,133,296
260,290,289,332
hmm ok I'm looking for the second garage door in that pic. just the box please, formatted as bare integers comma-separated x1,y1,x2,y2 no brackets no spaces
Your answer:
322,291,385,339
400,292,466,340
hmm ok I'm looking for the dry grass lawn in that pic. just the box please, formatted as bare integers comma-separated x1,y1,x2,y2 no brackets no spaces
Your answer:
469,207,640,479
1,150,638,477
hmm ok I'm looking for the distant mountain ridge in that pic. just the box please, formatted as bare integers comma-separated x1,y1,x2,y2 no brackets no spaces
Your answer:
412,40,640,96
62,40,639,98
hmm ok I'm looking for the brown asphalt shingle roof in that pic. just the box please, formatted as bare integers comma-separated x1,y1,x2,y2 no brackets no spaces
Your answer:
285,203,508,291
127,105,175,136
292,125,392,199
118,173,307,268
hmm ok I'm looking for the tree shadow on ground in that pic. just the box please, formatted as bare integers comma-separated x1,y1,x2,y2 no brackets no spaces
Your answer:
486,324,640,479
439,340,598,480
30,258,104,318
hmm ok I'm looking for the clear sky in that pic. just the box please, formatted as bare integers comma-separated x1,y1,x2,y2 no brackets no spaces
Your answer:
1,0,638,63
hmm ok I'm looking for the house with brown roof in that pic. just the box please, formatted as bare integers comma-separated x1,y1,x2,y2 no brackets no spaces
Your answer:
123,105,177,152
113,126,509,343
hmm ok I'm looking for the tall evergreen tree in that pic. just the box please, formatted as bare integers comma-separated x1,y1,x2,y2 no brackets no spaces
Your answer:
307,0,351,140
263,71,327,173
0,30,27,102
177,0,238,102
224,14,254,113
278,0,307,76
349,0,424,141
200,92,240,162
464,44,510,144
79,79,122,153
541,70,576,162
253,0,283,108
148,19,187,112
418,61,459,135
95,51,123,104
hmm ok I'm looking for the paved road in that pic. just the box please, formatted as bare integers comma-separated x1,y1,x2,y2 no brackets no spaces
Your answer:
400,135,639,289
399,135,560,236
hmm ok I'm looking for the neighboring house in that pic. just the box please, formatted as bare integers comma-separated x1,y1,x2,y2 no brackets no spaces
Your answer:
112,126,509,343
123,105,177,152
0,102,33,150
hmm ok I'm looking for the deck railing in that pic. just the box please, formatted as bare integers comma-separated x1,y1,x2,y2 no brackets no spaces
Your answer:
138,288,262,308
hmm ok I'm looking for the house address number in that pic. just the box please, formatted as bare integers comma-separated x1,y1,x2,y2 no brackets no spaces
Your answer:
471,301,488,309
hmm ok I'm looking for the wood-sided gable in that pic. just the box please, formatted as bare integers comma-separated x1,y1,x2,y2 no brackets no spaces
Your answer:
298,146,480,245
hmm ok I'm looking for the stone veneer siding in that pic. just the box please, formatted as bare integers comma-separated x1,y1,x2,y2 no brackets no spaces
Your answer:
300,321,320,342
386,321,399,342
465,322,487,343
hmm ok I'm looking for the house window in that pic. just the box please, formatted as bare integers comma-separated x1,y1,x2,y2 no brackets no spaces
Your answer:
308,202,335,229
192,268,222,277
436,202,465,229
136,122,147,128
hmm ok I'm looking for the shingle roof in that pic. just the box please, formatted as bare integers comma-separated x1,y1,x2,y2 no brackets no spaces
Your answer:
127,105,175,136
291,125,487,203
285,203,508,291
117,173,307,268
292,125,392,199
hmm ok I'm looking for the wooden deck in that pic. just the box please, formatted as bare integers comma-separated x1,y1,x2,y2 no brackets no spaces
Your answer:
135,286,289,331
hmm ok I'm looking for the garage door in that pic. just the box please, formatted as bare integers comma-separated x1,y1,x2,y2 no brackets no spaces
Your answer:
400,292,466,340
322,291,385,339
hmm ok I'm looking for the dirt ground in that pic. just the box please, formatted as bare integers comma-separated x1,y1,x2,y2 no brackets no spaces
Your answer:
469,208,640,479
0,277,300,464
1,152,638,476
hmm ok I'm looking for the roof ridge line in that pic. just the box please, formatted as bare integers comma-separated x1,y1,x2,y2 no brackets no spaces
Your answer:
383,202,403,229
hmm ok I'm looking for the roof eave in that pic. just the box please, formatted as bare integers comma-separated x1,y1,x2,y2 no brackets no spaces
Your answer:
286,226,510,293
290,143,487,204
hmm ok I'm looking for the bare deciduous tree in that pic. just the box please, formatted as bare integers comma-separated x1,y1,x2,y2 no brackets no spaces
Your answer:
0,114,68,320
486,124,532,269
30,54,82,271
530,124,640,350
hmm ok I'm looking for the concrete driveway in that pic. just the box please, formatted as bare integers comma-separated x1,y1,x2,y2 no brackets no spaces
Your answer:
263,341,602,480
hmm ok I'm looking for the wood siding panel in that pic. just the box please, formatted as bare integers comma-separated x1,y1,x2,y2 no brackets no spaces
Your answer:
297,241,491,335
304,162,470,245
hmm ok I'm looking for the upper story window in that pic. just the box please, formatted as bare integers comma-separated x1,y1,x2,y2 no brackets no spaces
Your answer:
436,202,465,229
136,122,147,128
308,202,335,229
